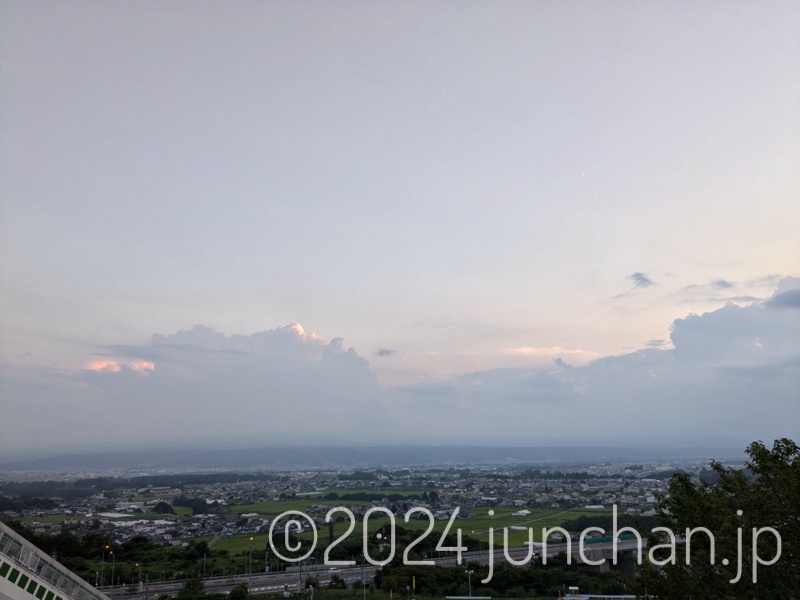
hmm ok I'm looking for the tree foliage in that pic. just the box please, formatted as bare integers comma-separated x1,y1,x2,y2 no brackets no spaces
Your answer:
152,501,176,514
379,561,628,598
634,438,799,598
228,584,248,600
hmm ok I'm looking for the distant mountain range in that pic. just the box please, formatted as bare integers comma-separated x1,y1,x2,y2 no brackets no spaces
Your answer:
0,444,745,471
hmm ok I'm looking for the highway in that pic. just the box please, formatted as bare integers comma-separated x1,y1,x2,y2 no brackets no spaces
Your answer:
100,539,646,599
101,564,375,600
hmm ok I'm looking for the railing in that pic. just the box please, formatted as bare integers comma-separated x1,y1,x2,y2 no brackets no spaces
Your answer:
0,522,110,600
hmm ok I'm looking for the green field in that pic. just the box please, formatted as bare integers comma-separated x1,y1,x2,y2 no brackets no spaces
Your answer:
19,513,90,526
211,506,614,555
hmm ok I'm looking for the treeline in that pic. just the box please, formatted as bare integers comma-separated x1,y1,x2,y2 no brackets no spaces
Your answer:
515,468,686,481
336,472,377,481
520,469,598,480
645,469,687,480
0,473,273,502
3,522,230,584
0,496,58,511
377,560,628,598
173,496,222,515
559,513,659,533
321,492,428,503
0,481,96,502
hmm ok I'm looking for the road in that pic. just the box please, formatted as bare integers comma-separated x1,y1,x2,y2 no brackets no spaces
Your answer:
101,564,375,600
100,539,646,599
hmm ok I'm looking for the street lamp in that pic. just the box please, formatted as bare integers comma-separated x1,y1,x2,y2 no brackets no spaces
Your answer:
135,564,142,592
465,570,474,597
471,531,482,553
109,551,115,588
101,545,109,587
248,537,254,592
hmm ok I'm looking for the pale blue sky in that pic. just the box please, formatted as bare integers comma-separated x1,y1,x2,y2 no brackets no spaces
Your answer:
1,1,798,456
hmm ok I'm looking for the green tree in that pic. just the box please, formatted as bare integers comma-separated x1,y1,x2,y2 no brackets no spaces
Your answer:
327,574,346,589
152,501,175,515
635,438,799,598
177,577,205,600
228,584,248,600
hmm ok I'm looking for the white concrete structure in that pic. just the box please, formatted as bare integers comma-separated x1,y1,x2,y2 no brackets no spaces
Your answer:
0,522,109,600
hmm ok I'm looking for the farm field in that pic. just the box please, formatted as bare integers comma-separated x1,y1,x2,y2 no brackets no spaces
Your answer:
211,506,615,555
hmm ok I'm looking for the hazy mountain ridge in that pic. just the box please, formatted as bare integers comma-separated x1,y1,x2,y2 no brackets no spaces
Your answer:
0,445,744,472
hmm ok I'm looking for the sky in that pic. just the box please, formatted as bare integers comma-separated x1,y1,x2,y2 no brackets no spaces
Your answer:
1,1,798,459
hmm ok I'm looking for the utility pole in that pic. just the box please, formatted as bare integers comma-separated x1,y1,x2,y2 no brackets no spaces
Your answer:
361,560,366,600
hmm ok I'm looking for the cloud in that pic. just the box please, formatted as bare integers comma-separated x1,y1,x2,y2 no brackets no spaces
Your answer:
149,322,327,357
629,272,655,288
763,277,800,309
83,358,155,374
2,278,798,455
748,274,783,288
764,289,800,309
611,272,658,300
374,347,396,357
674,276,789,306
504,346,599,363
1,323,383,455
394,277,800,446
